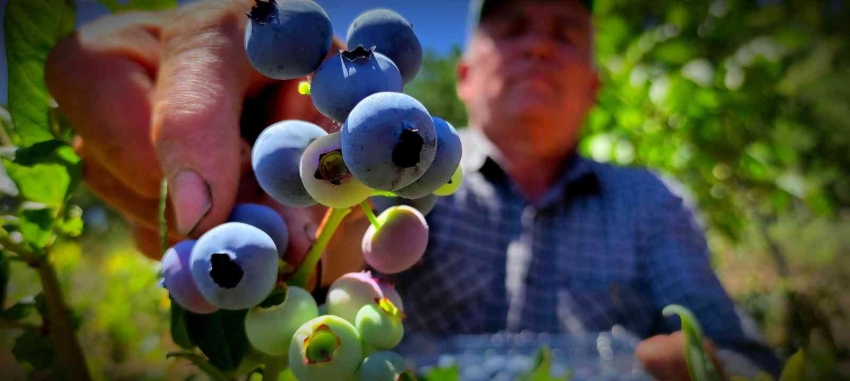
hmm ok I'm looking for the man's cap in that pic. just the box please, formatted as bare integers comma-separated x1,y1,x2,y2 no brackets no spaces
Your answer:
465,0,593,46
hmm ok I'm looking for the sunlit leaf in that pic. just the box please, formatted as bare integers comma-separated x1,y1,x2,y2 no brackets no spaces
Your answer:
520,346,572,381
778,349,806,381
96,0,177,12
4,0,76,146
421,363,459,381
55,205,83,237
19,204,55,249
2,140,81,209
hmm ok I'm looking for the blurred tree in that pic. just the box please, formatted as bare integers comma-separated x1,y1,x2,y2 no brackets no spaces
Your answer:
404,46,468,129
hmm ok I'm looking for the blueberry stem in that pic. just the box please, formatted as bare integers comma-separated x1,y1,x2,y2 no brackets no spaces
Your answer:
360,201,382,230
371,190,396,197
298,81,311,95
262,354,287,381
288,207,352,288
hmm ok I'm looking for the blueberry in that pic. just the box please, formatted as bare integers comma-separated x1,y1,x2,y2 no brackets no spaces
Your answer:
347,9,423,84
300,132,373,208
326,271,384,324
370,193,438,216
289,315,363,381
252,120,327,207
244,285,318,356
341,92,437,191
228,203,289,260
245,0,333,80
357,351,408,381
311,46,403,123
190,222,279,310
362,205,429,275
394,117,462,199
161,240,219,314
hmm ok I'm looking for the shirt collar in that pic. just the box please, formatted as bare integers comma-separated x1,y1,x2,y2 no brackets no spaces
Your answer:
459,128,600,205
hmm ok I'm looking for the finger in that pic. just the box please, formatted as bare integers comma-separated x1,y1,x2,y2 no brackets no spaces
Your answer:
636,333,690,381
46,11,167,198
76,140,178,233
151,1,260,236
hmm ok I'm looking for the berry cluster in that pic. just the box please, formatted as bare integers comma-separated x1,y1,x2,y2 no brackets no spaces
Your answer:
160,1,464,379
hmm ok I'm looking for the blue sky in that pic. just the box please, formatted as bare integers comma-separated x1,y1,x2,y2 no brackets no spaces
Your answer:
1,0,472,105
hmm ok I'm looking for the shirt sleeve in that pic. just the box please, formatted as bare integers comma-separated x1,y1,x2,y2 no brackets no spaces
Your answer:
640,175,783,377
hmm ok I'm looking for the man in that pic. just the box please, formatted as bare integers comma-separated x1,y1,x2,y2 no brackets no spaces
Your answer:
45,0,780,379
370,0,782,378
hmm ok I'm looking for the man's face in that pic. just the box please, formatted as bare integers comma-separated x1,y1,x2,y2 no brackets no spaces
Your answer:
457,0,598,153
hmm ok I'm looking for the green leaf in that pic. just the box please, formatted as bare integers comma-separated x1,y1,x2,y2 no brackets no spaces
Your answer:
1,299,35,321
2,140,82,209
654,40,697,65
34,292,49,325
55,205,84,237
519,347,571,381
421,363,458,381
0,106,16,146
0,250,8,310
185,308,250,372
778,349,806,381
19,204,55,249
4,0,76,146
12,328,56,370
663,305,721,381
166,351,232,381
97,0,177,12
170,298,195,350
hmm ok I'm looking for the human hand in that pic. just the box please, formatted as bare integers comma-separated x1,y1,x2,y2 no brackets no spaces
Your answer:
636,331,728,381
45,0,341,265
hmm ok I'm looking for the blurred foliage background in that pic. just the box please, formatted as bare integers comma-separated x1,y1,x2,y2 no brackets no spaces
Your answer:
2,0,850,379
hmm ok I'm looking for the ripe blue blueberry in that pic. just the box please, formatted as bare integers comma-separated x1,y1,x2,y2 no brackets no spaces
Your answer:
161,240,219,314
228,203,289,260
347,9,423,84
394,117,462,199
245,0,333,80
252,120,327,207
311,46,403,123
341,92,437,191
190,222,279,310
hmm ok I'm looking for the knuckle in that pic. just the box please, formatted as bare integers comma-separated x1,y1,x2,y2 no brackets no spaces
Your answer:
161,0,247,51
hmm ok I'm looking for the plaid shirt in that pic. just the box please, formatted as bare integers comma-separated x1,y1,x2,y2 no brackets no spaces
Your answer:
386,129,782,376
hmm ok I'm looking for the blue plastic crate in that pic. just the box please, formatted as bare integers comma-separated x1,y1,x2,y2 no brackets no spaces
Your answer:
395,326,654,380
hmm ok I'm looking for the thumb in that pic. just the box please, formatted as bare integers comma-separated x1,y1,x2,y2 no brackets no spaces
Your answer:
151,1,261,236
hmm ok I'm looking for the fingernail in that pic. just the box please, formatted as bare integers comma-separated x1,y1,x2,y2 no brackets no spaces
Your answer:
170,169,210,235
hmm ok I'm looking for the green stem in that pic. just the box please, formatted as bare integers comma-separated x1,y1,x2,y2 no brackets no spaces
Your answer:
262,355,287,381
159,178,169,255
371,190,396,198
360,201,381,230
287,208,352,289
36,257,91,380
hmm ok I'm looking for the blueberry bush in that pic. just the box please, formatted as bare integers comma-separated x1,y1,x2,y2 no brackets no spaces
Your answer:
1,0,843,380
